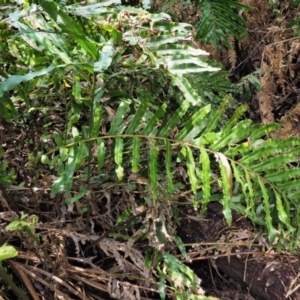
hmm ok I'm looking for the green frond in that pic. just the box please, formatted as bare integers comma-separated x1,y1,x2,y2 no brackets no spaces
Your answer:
175,104,211,141
222,104,249,133
4,0,300,251
125,90,150,135
97,138,106,170
215,152,232,225
186,146,198,195
199,149,211,214
114,137,124,180
257,176,278,242
210,119,252,151
195,0,252,48
157,100,189,137
131,137,141,173
165,140,175,195
108,99,131,135
142,104,167,136
274,191,295,234
149,141,159,201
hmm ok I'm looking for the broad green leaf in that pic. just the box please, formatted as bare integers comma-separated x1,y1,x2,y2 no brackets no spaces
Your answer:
97,138,105,170
52,146,76,194
81,126,90,139
126,90,150,134
91,106,103,138
274,191,295,233
158,100,189,137
66,0,121,16
170,75,202,105
131,137,140,173
67,112,80,132
244,169,255,216
42,36,72,64
163,253,197,288
152,20,191,32
75,142,87,172
94,40,114,72
59,147,69,162
41,154,50,165
222,104,248,133
147,33,190,48
165,56,221,75
248,123,280,141
158,268,166,300
200,148,210,214
65,185,88,205
108,99,131,135
252,154,297,172
265,168,300,183
53,132,64,147
201,97,230,137
165,140,174,195
277,179,300,192
186,146,198,195
175,104,211,141
215,152,232,225
277,137,300,149
72,77,82,102
210,120,252,151
114,137,124,180
155,220,170,245
0,244,18,262
0,66,55,97
149,141,158,201
0,94,17,122
72,126,80,142
239,144,278,164
173,236,187,259
257,176,278,242
289,191,300,200
39,0,97,59
155,44,209,56
142,103,167,136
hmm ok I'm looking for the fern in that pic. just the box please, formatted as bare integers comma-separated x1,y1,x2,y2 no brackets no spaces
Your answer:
42,92,300,246
1,0,300,253
194,0,252,48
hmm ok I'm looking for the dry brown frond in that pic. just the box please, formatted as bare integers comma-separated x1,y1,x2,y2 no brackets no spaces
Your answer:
227,35,237,68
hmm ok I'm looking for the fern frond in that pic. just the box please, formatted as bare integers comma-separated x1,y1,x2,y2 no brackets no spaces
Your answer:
195,0,252,48
4,0,300,250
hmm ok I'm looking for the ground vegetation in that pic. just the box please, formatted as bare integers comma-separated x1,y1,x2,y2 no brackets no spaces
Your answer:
1,0,300,299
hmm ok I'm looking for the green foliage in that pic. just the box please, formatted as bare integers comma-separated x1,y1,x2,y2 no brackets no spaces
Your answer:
235,72,261,102
0,244,18,262
5,212,38,233
159,253,212,300
1,0,300,248
287,16,300,36
2,0,300,297
194,0,252,48
291,0,300,8
286,0,300,35
0,147,16,187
